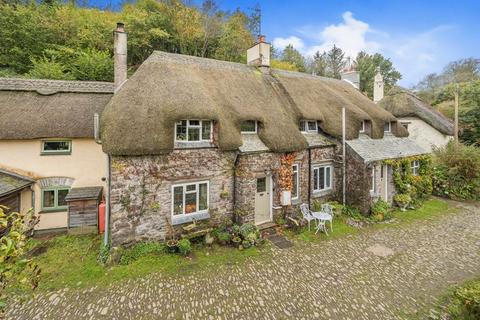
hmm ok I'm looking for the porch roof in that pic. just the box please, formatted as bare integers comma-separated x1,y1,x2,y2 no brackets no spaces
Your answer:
346,134,427,163
0,169,34,197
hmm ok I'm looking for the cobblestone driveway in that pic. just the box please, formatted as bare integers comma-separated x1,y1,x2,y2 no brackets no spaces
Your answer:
8,201,480,320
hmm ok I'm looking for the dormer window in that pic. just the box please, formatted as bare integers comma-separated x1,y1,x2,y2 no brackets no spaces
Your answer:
241,120,257,133
384,122,391,133
175,120,212,142
299,120,317,133
359,121,366,133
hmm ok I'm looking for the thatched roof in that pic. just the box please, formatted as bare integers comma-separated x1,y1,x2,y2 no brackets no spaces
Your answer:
102,51,407,156
0,78,113,139
379,87,454,135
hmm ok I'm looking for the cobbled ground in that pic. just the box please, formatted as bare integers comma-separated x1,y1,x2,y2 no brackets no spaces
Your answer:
7,201,480,320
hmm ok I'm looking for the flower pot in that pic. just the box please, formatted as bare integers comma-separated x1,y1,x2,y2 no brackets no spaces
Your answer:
166,240,178,253
231,236,242,248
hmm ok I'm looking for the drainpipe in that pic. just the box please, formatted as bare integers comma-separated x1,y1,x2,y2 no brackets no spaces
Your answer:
232,152,240,223
104,155,111,246
342,107,346,206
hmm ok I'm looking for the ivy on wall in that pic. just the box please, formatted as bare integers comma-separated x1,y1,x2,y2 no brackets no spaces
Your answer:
383,155,433,205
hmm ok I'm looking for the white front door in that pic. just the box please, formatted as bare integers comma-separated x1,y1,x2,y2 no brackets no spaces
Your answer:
254,176,271,225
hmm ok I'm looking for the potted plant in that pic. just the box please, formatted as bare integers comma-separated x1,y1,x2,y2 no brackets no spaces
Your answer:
371,199,390,222
394,193,411,211
216,231,231,245
165,217,178,253
231,235,242,248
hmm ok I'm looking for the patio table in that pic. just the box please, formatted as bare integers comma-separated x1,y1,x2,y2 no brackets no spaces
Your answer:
311,211,332,235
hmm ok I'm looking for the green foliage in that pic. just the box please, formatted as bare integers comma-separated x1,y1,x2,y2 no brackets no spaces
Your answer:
445,279,480,320
215,231,231,244
119,241,165,265
325,45,346,79
384,155,433,206
393,193,411,207
432,142,480,200
27,56,73,80
355,51,402,98
370,199,390,221
280,44,305,72
97,242,110,265
271,59,299,71
0,206,40,312
177,239,192,256
238,223,258,239
341,205,363,220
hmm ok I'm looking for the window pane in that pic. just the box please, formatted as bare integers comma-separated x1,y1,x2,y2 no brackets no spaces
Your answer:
188,127,200,141
319,167,325,190
256,177,266,193
313,169,318,190
291,166,298,198
384,122,391,132
43,190,55,208
43,141,70,152
58,189,69,207
199,183,208,210
202,121,212,140
189,120,200,126
176,121,187,141
185,192,197,214
326,167,331,188
241,120,256,132
173,186,184,215
308,121,317,131
186,184,196,192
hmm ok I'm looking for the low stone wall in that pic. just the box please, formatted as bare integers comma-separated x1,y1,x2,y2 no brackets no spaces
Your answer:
110,149,236,246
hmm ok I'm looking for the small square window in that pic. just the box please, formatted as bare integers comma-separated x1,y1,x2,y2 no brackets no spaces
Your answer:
241,120,257,133
359,121,366,133
299,120,318,133
384,122,392,133
171,181,209,218
256,177,266,193
411,160,420,176
41,140,71,155
41,187,70,212
175,120,212,142
307,121,317,131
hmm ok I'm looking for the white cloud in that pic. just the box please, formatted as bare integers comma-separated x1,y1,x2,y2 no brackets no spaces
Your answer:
272,36,305,51
272,12,455,86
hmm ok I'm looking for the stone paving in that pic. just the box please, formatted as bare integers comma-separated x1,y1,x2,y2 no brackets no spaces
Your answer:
7,201,480,320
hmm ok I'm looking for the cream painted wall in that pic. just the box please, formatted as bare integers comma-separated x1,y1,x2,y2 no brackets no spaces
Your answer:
0,138,106,230
399,117,453,152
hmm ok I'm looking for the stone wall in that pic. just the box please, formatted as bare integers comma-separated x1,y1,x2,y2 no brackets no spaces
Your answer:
345,146,372,214
110,149,236,246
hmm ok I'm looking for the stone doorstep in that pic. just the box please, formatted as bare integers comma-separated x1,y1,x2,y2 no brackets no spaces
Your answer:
265,233,294,249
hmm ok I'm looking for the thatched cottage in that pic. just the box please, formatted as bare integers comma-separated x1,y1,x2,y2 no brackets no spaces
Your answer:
0,78,112,231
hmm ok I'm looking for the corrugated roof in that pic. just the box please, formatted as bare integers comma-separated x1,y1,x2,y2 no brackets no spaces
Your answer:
0,169,34,197
347,134,427,162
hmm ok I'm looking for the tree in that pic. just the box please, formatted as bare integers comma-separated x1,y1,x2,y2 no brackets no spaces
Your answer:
280,44,305,72
443,58,480,83
0,206,40,313
199,0,222,57
214,10,253,63
415,73,444,104
325,45,346,79
308,51,327,76
271,59,299,72
355,51,402,98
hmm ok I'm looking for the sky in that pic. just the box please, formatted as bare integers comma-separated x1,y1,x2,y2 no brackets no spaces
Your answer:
89,0,480,87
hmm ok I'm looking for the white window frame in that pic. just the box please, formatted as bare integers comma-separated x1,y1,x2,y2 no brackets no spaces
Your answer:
359,121,366,133
175,120,212,142
411,160,420,176
240,120,257,134
401,122,410,130
384,122,392,133
299,120,318,133
41,140,72,155
291,164,300,200
171,180,209,219
313,165,333,192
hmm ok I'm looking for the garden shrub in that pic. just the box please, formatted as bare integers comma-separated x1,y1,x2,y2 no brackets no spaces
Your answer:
449,279,480,319
341,205,363,220
371,199,390,221
393,193,411,210
239,223,258,239
119,242,165,265
177,239,192,256
432,142,480,200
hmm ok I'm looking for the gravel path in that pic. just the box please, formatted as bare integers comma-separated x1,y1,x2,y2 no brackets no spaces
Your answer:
7,201,480,320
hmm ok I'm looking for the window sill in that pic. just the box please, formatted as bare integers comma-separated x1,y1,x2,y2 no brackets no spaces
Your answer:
174,141,215,149
172,210,210,226
40,152,71,156
312,189,333,197
39,209,68,214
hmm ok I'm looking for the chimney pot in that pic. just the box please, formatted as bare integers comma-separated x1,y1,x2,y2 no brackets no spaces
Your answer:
116,22,125,33
247,36,271,68
258,35,266,43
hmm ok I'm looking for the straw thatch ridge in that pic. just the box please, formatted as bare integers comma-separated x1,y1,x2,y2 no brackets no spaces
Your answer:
379,87,454,135
101,51,406,155
0,90,112,139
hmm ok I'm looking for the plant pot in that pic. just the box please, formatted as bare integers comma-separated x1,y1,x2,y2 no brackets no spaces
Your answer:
374,213,384,222
166,240,178,253
231,236,242,248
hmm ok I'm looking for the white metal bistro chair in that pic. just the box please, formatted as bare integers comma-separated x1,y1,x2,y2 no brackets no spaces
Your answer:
300,204,317,231
321,203,334,232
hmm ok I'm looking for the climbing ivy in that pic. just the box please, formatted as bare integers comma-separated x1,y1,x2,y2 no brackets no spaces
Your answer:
383,155,433,206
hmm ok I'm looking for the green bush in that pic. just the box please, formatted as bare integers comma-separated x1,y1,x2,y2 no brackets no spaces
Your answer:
341,205,363,220
177,239,192,256
449,280,480,319
371,199,390,221
393,193,411,208
216,231,231,244
119,242,165,265
239,223,258,239
432,142,480,200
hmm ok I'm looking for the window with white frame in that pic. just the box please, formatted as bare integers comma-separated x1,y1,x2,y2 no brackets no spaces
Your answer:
370,166,376,192
41,140,71,155
359,121,366,133
313,165,333,192
172,181,209,218
175,120,212,142
240,120,257,133
384,122,392,133
411,160,420,176
401,122,410,130
299,120,317,133
291,164,300,200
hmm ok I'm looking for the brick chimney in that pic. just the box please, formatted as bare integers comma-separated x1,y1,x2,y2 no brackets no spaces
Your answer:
113,22,127,92
247,35,271,68
373,67,384,103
